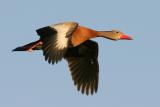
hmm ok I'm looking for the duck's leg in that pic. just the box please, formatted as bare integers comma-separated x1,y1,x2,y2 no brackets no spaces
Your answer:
27,40,43,52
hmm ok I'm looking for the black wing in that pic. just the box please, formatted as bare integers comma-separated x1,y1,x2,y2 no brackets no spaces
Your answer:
36,22,78,64
36,26,67,64
65,40,99,95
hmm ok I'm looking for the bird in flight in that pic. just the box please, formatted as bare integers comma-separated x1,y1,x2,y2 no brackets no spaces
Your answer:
13,22,132,95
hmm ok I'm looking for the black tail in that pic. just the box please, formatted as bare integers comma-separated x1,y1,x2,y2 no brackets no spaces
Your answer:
12,40,42,51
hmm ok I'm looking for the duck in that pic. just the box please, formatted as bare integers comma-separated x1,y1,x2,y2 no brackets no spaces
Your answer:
13,22,132,95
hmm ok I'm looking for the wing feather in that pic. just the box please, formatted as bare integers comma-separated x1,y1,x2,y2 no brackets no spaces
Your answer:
65,40,99,95
36,22,78,64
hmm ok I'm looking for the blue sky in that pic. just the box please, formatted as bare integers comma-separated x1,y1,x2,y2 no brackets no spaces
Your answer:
0,0,160,107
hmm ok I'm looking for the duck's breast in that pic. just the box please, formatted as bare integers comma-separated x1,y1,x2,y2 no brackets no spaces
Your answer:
71,26,98,47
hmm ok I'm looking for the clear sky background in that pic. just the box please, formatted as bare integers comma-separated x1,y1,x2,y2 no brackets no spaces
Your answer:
0,0,160,107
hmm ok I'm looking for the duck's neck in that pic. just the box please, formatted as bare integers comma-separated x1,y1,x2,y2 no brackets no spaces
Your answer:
97,31,115,40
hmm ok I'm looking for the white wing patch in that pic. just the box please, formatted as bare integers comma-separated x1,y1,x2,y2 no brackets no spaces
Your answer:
50,22,78,50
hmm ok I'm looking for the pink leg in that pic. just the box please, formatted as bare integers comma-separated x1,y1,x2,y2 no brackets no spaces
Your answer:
27,41,43,52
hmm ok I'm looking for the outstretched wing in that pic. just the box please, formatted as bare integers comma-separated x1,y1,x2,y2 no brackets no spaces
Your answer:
36,22,78,64
65,40,99,95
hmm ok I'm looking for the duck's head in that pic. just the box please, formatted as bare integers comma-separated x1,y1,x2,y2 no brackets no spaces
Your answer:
98,30,133,41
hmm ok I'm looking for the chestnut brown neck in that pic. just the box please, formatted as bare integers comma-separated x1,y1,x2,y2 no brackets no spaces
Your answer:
97,31,116,40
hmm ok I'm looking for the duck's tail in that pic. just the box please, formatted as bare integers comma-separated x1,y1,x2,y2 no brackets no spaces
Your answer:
12,40,42,52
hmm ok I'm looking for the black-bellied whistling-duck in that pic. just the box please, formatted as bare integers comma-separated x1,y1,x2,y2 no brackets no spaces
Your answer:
13,22,132,95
